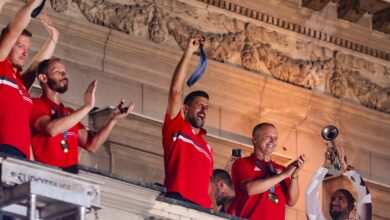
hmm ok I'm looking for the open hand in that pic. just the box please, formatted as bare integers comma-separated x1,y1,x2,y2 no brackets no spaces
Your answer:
40,13,59,39
84,80,97,110
112,99,135,120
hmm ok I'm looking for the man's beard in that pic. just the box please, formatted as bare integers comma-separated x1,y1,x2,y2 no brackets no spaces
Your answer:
47,77,68,94
186,114,204,128
330,207,349,220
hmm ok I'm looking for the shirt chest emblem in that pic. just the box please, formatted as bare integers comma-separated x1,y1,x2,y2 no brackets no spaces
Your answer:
254,166,262,172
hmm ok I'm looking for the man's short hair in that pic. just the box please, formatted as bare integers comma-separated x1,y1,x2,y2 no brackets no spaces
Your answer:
36,58,62,77
335,189,355,211
252,123,275,137
211,169,233,188
183,90,209,105
0,26,32,40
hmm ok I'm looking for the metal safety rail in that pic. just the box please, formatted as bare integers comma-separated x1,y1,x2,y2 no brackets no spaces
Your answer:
0,156,102,220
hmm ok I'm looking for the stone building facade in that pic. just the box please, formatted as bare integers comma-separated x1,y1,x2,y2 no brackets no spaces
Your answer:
1,0,389,219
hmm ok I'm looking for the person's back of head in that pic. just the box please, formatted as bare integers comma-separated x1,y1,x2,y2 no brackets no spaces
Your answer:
211,169,235,207
212,169,233,188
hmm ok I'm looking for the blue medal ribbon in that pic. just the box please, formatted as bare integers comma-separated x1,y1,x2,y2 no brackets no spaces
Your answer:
186,44,208,87
255,160,276,194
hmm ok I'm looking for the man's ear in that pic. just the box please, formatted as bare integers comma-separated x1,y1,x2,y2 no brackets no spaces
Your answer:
218,180,224,189
182,104,189,114
38,73,47,83
252,136,256,145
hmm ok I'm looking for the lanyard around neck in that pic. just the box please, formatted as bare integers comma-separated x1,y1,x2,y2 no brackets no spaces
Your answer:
52,106,69,143
254,160,276,194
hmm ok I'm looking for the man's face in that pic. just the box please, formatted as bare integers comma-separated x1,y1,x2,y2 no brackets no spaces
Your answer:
45,61,68,94
8,35,30,69
184,96,209,129
329,191,351,220
252,125,278,157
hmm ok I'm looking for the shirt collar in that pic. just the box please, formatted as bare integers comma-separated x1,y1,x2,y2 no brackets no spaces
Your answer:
249,153,273,164
3,59,22,77
41,94,64,110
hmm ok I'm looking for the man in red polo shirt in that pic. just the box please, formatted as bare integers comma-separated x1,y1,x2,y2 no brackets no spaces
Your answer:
0,0,58,159
210,169,236,212
229,123,306,220
162,37,213,208
30,58,134,172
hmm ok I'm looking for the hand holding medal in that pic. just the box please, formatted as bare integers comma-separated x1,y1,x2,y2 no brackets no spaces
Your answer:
186,36,208,87
31,0,46,17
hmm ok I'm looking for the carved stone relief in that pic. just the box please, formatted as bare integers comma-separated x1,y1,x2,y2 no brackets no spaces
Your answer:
302,0,390,34
50,0,389,113
50,0,68,13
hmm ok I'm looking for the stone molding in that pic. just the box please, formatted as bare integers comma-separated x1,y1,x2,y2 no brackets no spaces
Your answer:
195,0,389,61
38,0,390,114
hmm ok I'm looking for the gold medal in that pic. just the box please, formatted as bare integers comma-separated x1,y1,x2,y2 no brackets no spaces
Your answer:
61,139,69,153
268,192,279,203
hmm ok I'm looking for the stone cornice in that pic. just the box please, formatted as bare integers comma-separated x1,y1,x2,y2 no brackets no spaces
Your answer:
3,0,389,114
195,0,390,62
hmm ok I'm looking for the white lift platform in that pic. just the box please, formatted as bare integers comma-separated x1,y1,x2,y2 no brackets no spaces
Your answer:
0,156,102,220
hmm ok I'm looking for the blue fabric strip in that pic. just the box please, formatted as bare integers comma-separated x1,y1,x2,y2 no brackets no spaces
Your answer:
186,45,208,87
31,0,46,18
52,107,69,143
255,160,276,193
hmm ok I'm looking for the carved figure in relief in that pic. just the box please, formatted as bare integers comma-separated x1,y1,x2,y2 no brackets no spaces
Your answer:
241,40,258,71
329,70,347,98
148,7,167,43
50,0,68,13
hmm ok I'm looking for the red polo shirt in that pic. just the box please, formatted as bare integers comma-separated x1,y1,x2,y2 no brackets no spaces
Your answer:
0,60,32,158
230,154,291,220
30,95,84,168
162,112,213,208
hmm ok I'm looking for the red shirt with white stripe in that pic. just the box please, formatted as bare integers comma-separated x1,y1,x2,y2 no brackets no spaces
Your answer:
30,95,84,168
229,154,291,220
162,112,213,208
0,60,32,158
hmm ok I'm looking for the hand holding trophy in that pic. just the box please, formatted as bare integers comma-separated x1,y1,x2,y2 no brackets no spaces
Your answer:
321,125,345,175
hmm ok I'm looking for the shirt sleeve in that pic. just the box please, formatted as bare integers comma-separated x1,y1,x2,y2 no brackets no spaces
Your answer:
345,170,372,220
305,166,328,220
30,99,51,127
231,158,256,193
162,112,183,151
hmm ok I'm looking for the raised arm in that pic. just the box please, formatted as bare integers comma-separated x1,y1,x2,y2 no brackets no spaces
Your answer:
305,149,334,220
0,0,8,13
286,154,306,206
338,146,372,220
167,37,202,118
33,80,97,136
22,13,59,90
78,99,134,152
0,0,42,60
305,166,328,220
